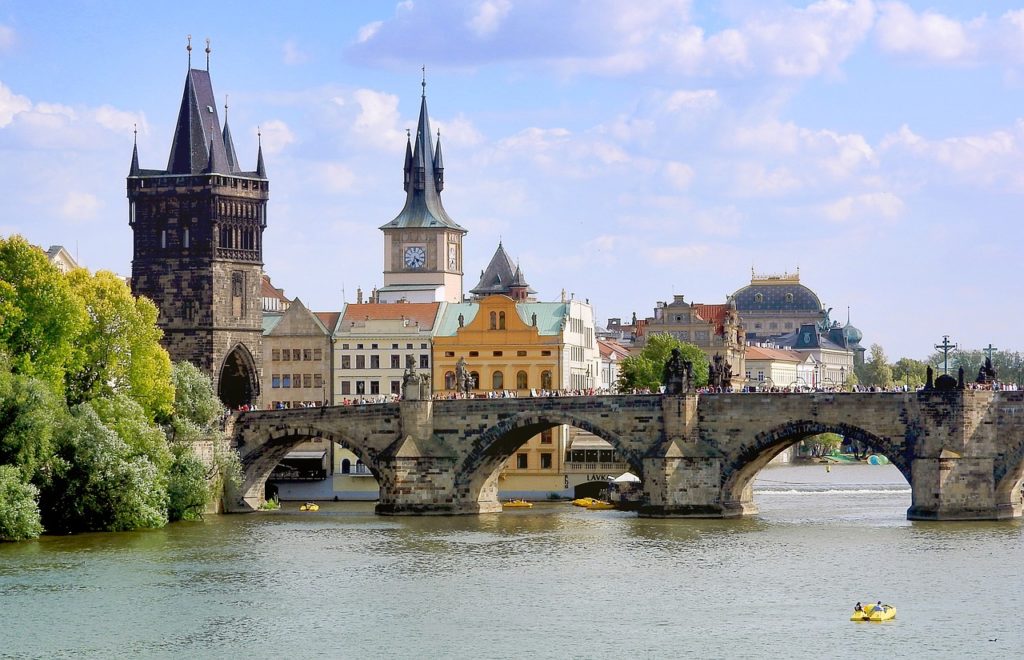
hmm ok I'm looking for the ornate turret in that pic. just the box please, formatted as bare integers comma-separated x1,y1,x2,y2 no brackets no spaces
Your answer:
471,241,536,301
433,129,444,193
222,104,241,173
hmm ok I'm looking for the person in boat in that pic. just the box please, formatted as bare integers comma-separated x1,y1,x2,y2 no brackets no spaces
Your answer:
854,602,863,612
876,601,885,612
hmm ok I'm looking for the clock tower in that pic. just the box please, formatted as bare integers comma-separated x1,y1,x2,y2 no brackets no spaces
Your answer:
377,77,466,304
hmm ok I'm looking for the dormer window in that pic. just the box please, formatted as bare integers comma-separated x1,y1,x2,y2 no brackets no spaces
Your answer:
784,293,794,303
754,293,764,303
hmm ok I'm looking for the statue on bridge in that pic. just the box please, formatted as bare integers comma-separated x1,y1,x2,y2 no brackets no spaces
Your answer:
709,353,733,390
976,357,998,385
455,356,475,395
663,348,694,395
402,361,431,400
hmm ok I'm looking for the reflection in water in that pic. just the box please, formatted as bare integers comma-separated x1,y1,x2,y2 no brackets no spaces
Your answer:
1,464,1022,658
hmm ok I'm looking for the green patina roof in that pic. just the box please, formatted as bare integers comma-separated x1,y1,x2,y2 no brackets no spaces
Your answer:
434,301,568,336
262,313,282,335
434,303,479,336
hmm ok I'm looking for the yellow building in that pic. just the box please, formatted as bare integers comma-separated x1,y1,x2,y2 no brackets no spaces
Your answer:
433,294,600,498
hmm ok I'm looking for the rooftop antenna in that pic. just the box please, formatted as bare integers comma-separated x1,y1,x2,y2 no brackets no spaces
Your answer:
133,122,137,145
224,94,229,121
205,38,211,71
257,125,262,147
186,35,192,68
421,65,426,97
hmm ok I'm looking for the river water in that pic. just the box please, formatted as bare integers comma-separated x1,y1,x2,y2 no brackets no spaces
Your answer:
1,464,1021,659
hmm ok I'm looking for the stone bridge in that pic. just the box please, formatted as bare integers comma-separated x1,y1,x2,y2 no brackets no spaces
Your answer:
229,390,1024,520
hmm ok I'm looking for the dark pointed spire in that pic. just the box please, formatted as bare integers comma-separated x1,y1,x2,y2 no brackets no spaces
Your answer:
166,68,229,174
471,242,535,299
433,128,444,193
205,137,229,174
222,97,240,173
403,128,413,192
380,76,464,232
129,124,140,176
256,128,267,178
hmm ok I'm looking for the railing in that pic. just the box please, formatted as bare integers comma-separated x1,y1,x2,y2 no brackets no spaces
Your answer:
565,461,629,473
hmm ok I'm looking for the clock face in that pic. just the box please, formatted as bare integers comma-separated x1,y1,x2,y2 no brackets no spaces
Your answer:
404,246,426,269
448,244,457,269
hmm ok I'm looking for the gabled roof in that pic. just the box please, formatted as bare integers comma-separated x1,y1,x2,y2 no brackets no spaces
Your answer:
380,85,464,232
470,242,535,297
693,303,728,335
265,298,330,337
261,275,290,303
598,338,630,360
339,302,441,330
314,311,342,334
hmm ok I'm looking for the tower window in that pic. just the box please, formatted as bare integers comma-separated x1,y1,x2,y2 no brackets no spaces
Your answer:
161,230,167,249
183,228,190,248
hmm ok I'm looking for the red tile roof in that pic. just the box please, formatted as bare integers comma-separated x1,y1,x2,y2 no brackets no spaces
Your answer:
341,303,441,330
314,312,341,332
745,345,803,362
261,274,289,302
598,338,630,359
693,303,728,335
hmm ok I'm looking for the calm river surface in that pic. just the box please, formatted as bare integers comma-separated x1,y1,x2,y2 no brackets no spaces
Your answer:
2,464,1021,659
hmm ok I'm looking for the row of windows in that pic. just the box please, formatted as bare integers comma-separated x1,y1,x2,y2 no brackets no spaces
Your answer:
271,348,323,361
271,373,324,389
752,322,794,331
443,370,554,391
338,380,402,396
340,354,429,369
515,452,553,469
441,349,549,358
339,342,428,350
753,292,795,303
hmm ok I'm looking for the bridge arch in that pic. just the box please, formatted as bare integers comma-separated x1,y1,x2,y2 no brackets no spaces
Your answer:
720,420,910,513
237,424,380,506
455,411,641,506
994,436,1024,517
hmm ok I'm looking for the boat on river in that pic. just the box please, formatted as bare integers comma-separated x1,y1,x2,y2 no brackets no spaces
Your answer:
504,499,533,508
585,500,615,510
851,602,896,621
572,497,597,507
299,502,320,512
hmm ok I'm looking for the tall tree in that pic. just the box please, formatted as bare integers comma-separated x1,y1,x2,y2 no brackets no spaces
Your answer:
618,333,710,391
892,357,928,389
0,236,87,395
861,344,894,388
64,270,173,418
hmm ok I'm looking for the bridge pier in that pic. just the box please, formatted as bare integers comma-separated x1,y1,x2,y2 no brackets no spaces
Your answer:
908,455,1010,520
639,456,744,518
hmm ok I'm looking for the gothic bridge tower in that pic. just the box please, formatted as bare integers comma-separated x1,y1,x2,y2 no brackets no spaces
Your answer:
127,45,267,408
377,76,467,304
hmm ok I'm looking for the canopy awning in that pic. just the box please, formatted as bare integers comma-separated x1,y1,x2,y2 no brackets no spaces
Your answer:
613,472,641,483
569,437,614,450
283,450,327,461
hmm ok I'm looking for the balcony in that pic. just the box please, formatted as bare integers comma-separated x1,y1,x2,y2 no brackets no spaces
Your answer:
564,461,629,473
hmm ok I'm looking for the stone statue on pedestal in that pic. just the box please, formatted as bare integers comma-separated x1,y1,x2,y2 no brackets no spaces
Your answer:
663,348,693,395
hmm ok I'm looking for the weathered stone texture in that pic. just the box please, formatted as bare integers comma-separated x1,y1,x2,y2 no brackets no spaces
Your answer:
229,391,1024,520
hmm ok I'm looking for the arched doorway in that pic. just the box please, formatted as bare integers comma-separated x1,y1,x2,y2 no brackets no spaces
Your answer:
219,344,258,408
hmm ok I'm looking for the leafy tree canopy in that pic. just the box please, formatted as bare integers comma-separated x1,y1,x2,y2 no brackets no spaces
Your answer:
0,465,43,542
618,333,710,391
0,368,64,478
168,361,222,441
860,343,894,388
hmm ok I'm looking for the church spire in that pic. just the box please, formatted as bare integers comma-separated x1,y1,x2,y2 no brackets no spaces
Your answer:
129,124,140,176
255,128,267,178
166,67,229,174
222,96,240,173
433,128,444,192
403,129,413,192
380,76,464,231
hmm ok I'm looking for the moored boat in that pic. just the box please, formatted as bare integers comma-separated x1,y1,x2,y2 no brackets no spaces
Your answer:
572,497,597,507
585,499,615,510
299,502,320,512
504,499,533,508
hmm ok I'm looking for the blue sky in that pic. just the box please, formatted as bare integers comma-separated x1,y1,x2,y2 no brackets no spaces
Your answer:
2,0,1023,360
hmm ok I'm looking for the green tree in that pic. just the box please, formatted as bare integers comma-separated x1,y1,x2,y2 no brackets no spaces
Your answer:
892,357,928,389
167,443,210,522
0,369,64,478
617,333,710,391
861,344,894,388
167,361,222,441
39,403,167,534
0,465,43,541
64,269,173,418
0,236,87,395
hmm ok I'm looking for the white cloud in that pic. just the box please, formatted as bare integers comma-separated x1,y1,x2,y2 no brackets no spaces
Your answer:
647,243,710,264
434,114,484,147
664,161,694,190
664,89,719,112
821,192,904,223
467,0,512,38
875,2,974,62
322,163,356,192
694,206,743,237
0,24,15,52
732,162,802,197
352,88,404,149
258,119,295,155
731,119,875,179
93,105,145,135
60,192,101,221
282,39,310,65
357,21,384,44
0,82,31,126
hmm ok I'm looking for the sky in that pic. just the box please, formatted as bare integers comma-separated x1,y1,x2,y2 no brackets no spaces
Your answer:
1,0,1023,360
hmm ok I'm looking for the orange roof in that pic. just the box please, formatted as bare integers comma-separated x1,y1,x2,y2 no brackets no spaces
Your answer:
261,275,289,302
341,302,440,330
745,345,803,362
693,303,728,335
598,338,630,359
315,311,341,332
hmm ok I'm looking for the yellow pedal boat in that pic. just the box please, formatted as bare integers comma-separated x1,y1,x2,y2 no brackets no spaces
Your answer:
851,603,896,621
585,499,615,510
299,502,320,512
504,499,533,508
572,497,597,507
